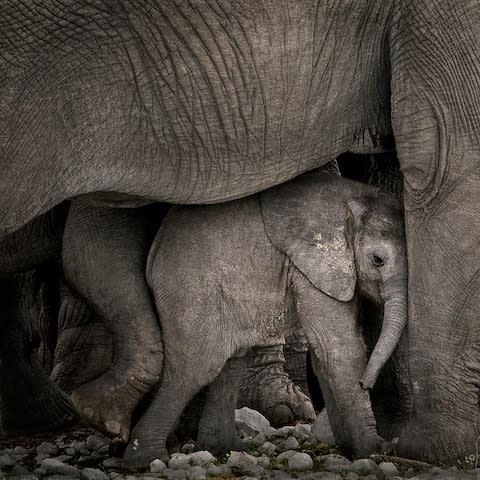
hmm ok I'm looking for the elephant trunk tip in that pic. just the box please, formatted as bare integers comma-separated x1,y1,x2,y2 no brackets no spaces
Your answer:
359,365,380,390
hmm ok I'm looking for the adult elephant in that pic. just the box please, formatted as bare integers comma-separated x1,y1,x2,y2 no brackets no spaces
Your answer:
1,0,479,464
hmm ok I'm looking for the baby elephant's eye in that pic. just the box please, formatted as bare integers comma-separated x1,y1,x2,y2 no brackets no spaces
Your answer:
372,255,385,267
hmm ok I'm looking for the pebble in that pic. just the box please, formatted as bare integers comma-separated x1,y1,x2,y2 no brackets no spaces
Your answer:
188,451,215,467
81,467,110,480
292,423,312,441
287,452,313,471
188,465,206,480
259,441,278,455
36,441,59,456
226,451,260,476
283,436,300,450
0,454,15,469
379,462,400,477
277,450,298,461
350,458,377,475
312,410,336,445
321,454,353,471
41,457,81,477
150,458,167,473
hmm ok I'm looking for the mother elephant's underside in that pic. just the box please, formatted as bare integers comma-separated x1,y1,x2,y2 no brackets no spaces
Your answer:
0,0,479,464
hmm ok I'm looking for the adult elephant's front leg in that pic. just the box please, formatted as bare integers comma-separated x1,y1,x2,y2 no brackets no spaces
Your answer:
392,0,480,463
62,200,163,444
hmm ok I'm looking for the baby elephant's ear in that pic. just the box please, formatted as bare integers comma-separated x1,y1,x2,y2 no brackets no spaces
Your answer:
261,174,357,302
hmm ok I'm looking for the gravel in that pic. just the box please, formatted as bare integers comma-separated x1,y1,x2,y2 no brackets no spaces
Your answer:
0,410,478,479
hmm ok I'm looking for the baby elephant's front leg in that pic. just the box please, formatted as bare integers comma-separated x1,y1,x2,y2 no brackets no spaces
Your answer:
197,356,248,455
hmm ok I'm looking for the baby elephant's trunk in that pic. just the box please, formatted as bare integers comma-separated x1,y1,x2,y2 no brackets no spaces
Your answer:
360,274,408,390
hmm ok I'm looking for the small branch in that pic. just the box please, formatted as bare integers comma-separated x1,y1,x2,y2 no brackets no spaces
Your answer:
370,454,433,469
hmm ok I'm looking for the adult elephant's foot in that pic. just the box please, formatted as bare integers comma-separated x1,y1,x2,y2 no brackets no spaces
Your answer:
238,343,315,427
396,414,478,464
71,366,160,443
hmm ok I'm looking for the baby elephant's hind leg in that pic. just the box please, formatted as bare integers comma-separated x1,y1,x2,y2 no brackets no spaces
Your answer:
197,356,248,455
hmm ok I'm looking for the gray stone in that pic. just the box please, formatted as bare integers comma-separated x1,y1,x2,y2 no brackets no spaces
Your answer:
163,468,189,480
252,434,267,446
102,458,123,469
33,467,48,477
0,469,3,480
86,435,110,452
257,454,272,468
36,442,59,457
81,468,109,480
271,426,295,438
277,450,298,462
54,455,73,464
188,466,206,480
292,423,312,442
181,443,195,454
283,436,300,450
378,462,400,477
12,447,29,455
0,454,15,470
8,465,31,476
287,452,313,471
41,458,80,477
350,459,377,475
169,453,191,470
188,451,215,467
259,441,277,455
35,453,51,464
226,451,260,476
235,407,273,437
320,454,352,472
311,410,336,446
206,463,233,476
8,475,39,480
299,474,342,480
150,459,167,473
270,471,295,480
430,467,444,476
344,472,359,480
65,448,76,457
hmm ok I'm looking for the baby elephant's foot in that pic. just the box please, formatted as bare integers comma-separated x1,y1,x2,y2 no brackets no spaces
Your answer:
71,366,160,443
239,363,315,427
123,440,169,470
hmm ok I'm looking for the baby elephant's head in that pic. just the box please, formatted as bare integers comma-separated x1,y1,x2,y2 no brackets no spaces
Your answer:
261,172,407,390
346,192,407,389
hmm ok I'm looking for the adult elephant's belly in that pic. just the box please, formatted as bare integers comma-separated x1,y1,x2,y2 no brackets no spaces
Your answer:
0,0,391,233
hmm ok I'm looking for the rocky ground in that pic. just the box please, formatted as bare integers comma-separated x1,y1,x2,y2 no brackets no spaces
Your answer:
0,408,479,480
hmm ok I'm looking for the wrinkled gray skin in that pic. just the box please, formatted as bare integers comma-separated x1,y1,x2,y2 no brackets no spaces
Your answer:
1,0,480,463
122,172,407,467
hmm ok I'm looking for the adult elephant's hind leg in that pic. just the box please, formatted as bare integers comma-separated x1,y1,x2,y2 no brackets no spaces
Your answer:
197,356,247,455
62,200,163,444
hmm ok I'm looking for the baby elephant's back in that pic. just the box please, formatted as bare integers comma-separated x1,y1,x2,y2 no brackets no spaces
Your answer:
146,196,289,329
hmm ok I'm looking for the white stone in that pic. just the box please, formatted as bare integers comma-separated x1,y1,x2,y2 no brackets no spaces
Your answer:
283,436,300,450
169,453,191,470
150,459,167,473
41,457,80,477
277,450,298,461
288,452,313,471
292,423,312,441
378,462,400,477
235,407,273,437
188,451,215,467
226,451,259,475
312,410,336,445
320,454,352,472
350,458,377,475
259,441,277,455
188,466,207,480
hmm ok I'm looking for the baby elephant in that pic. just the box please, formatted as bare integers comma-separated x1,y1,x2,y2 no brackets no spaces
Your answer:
124,171,407,467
